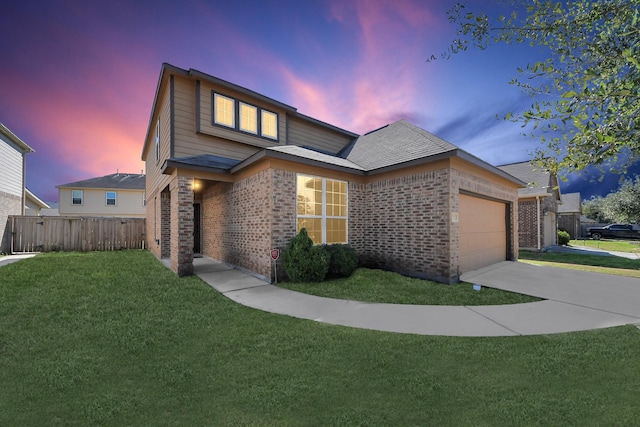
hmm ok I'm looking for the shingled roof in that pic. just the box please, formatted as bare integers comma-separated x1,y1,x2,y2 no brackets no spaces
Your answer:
57,173,145,190
344,120,458,170
497,161,557,197
558,192,582,213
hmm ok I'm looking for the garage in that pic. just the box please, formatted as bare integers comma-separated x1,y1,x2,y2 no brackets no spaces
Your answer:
459,193,507,273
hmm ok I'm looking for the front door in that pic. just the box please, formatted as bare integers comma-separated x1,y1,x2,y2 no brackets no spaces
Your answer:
193,203,201,254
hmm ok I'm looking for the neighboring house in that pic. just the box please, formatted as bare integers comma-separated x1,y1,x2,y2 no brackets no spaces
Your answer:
41,201,60,216
141,63,523,283
24,188,50,216
557,192,582,239
57,173,146,218
498,161,561,250
0,123,34,253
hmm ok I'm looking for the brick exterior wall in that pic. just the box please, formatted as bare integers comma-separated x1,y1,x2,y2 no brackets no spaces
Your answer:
197,165,517,284
161,191,171,258
350,169,455,283
170,176,194,276
0,191,21,253
201,169,295,280
518,195,558,249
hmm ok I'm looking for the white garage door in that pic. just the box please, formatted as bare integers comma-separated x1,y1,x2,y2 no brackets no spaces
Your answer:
459,194,507,273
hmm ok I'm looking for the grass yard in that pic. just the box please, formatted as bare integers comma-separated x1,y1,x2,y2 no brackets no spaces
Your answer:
2,251,640,425
520,250,640,278
279,268,539,305
570,239,640,253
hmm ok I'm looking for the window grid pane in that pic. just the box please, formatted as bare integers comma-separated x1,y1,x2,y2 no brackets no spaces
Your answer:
72,190,83,205
239,103,257,134
261,110,277,139
296,174,348,245
106,191,117,206
214,94,235,127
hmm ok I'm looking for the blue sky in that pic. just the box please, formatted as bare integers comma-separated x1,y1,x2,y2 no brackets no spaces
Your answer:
0,0,632,201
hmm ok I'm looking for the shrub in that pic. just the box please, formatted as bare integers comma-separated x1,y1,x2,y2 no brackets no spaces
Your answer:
282,229,329,282
558,230,570,246
324,244,358,278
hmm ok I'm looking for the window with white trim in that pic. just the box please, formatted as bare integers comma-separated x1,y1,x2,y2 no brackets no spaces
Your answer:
106,191,117,206
71,189,83,205
214,93,235,128
296,174,348,244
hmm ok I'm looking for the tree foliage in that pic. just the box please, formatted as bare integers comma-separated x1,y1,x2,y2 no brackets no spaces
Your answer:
583,176,640,223
433,0,640,175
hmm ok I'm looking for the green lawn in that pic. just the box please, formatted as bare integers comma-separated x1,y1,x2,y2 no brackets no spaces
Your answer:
279,268,539,305
2,251,640,425
570,239,640,253
520,250,640,278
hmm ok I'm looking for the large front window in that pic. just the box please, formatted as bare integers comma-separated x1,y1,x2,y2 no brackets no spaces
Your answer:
297,174,347,244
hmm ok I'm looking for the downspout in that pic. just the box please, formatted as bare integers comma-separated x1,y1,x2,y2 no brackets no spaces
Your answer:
536,196,541,251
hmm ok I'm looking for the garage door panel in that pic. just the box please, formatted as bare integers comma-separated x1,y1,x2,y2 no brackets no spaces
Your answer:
459,194,507,273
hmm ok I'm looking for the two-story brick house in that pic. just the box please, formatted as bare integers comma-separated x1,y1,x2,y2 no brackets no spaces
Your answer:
141,63,523,283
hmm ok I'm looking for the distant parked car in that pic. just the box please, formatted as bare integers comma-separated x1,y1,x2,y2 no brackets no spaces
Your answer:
586,224,640,240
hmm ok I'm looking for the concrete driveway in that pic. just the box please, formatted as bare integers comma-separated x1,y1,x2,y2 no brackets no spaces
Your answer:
194,258,640,337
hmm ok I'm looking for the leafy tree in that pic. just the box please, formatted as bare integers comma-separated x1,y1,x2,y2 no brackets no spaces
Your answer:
582,195,611,223
582,177,640,223
433,1,640,175
601,177,640,223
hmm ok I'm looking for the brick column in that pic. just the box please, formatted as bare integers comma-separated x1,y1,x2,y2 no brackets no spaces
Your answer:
161,191,171,258
170,176,194,276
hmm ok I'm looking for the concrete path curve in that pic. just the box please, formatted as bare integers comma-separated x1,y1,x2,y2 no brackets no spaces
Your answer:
193,258,640,337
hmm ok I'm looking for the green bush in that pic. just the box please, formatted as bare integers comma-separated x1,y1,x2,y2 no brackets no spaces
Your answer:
282,229,329,282
558,229,570,246
324,244,358,278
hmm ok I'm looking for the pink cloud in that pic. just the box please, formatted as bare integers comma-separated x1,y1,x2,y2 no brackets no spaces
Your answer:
278,0,445,134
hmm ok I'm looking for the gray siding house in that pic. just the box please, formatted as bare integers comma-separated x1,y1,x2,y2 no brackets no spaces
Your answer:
0,124,34,253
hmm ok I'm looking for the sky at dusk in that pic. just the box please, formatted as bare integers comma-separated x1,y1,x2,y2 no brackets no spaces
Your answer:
1,0,633,202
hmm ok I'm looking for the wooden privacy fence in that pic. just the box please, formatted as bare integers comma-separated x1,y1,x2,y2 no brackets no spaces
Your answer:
9,216,146,253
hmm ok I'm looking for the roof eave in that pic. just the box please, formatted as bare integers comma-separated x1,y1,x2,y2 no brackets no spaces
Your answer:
0,123,35,153
231,149,365,176
188,69,297,113
161,159,232,176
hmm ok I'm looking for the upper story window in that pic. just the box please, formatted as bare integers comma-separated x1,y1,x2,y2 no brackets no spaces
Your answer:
296,174,348,244
71,189,83,205
212,91,278,141
239,102,258,134
261,110,278,140
155,120,160,162
214,93,235,128
142,192,146,207
106,191,117,206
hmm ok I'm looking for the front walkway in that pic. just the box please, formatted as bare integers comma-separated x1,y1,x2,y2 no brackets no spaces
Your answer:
193,257,640,337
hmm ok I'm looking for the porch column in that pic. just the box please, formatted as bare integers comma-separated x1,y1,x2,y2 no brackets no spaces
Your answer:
170,176,194,276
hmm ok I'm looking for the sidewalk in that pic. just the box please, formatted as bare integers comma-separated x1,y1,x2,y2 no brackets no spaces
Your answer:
0,253,37,267
193,257,640,337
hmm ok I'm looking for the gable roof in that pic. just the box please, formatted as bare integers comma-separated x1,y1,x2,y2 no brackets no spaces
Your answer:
0,123,34,154
498,161,559,198
558,192,582,214
57,173,146,190
345,120,458,170
25,188,50,209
